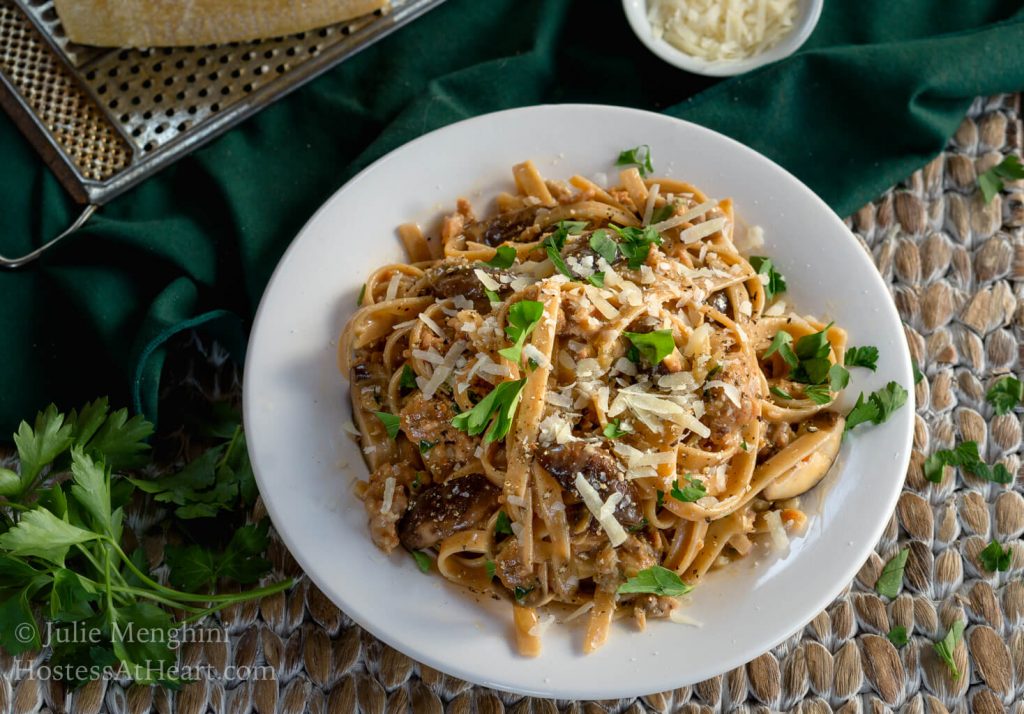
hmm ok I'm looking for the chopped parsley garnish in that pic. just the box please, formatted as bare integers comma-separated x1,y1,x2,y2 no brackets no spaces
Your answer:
923,440,1013,484
494,511,514,537
373,411,401,440
609,224,662,269
912,359,924,384
740,441,749,451
790,323,836,385
513,586,533,603
749,256,787,301
589,229,618,264
623,329,675,365
357,283,366,306
804,384,832,405
670,476,706,503
979,539,1011,572
498,300,545,363
484,287,501,304
875,548,908,598
483,245,517,269
410,550,431,573
770,385,794,400
986,376,1022,416
656,490,665,508
485,560,496,579
844,382,908,433
615,145,654,177
933,620,965,679
888,626,908,648
978,154,1024,203
765,331,798,369
451,379,527,443
588,272,605,287
706,363,723,379
418,440,437,453
542,220,587,279
399,364,418,390
627,518,649,533
617,565,691,596
844,346,879,371
650,203,675,224
603,419,630,439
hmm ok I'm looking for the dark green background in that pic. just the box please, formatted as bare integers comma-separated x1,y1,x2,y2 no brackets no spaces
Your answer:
1,0,1022,436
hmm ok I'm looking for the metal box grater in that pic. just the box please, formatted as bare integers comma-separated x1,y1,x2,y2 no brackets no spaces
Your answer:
0,0,444,209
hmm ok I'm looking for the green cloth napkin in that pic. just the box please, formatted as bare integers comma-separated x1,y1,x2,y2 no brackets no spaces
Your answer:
0,0,1022,436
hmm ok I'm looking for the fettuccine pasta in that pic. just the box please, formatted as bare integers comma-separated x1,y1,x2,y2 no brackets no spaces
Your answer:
338,159,854,656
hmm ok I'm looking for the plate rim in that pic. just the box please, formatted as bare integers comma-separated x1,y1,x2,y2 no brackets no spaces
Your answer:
243,102,915,699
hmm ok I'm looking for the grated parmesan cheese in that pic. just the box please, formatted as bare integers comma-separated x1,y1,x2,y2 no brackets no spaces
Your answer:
421,340,467,399
528,614,556,638
764,510,789,551
563,601,595,623
380,477,396,514
412,348,444,365
385,272,402,302
649,199,717,232
668,609,703,627
473,268,501,292
523,343,551,369
648,0,799,63
642,183,661,226
574,474,628,547
679,217,728,244
418,312,446,338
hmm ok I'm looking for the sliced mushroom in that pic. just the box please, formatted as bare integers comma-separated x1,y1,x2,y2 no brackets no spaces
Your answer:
397,474,500,550
536,442,644,527
762,412,845,500
462,206,542,246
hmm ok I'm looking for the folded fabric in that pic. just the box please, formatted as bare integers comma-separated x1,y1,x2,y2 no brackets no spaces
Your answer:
0,0,1021,436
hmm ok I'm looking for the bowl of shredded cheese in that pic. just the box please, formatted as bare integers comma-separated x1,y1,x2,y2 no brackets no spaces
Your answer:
623,0,823,76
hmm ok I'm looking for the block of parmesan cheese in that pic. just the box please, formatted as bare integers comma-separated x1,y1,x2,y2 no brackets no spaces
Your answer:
53,0,389,48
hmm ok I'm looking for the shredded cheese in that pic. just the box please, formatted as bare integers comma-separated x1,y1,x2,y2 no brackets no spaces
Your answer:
679,217,728,244
647,0,799,62
574,474,628,547
473,268,501,292
649,199,717,232
668,609,703,627
642,183,661,226
385,273,402,302
764,510,789,551
380,477,396,514
418,313,446,338
421,340,467,399
563,601,595,623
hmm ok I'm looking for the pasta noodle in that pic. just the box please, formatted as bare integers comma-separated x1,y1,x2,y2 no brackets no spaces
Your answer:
338,161,852,655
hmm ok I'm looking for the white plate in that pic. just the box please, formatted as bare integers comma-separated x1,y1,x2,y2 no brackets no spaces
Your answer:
243,104,914,700
622,0,823,76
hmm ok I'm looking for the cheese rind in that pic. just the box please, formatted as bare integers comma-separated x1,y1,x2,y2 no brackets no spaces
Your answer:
54,0,388,48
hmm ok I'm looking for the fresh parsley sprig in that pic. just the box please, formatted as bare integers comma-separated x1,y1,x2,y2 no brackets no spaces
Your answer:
451,379,527,443
764,326,850,404
922,440,1012,484
541,220,587,279
845,346,879,371
615,145,654,177
617,565,691,596
0,400,290,686
609,224,662,269
670,476,707,503
624,329,675,365
875,548,908,598
978,155,1024,203
979,539,1011,572
498,300,545,363
933,620,966,679
986,376,1022,416
602,419,630,440
483,245,517,269
749,256,787,302
844,382,908,433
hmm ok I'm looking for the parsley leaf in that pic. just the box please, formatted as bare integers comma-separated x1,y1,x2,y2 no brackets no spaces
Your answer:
485,560,496,579
483,245,517,269
498,300,545,363
615,145,654,177
357,283,366,306
651,203,675,224
912,359,924,384
979,539,1011,572
494,511,514,537
165,521,272,591
603,419,630,439
541,220,588,279
588,272,605,287
617,565,691,596
610,224,662,269
399,364,418,390
888,626,908,648
13,404,74,491
484,287,501,304
933,620,965,679
875,548,908,598
411,550,432,574
374,412,401,440
513,586,534,603
923,441,1013,484
844,382,908,433
451,379,527,443
418,440,437,453
986,376,1022,416
845,346,879,371
764,331,798,369
804,384,832,405
749,256,787,301
623,329,675,365
978,155,1024,203
770,385,794,400
589,229,618,264
670,476,707,503
656,490,665,508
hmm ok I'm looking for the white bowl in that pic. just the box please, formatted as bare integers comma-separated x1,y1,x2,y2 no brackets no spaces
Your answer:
622,0,823,76
244,104,913,700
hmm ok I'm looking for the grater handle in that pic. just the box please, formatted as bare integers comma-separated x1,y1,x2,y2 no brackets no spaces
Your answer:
0,204,97,269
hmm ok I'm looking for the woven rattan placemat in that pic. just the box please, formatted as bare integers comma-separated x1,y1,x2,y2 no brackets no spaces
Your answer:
2,93,1022,714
